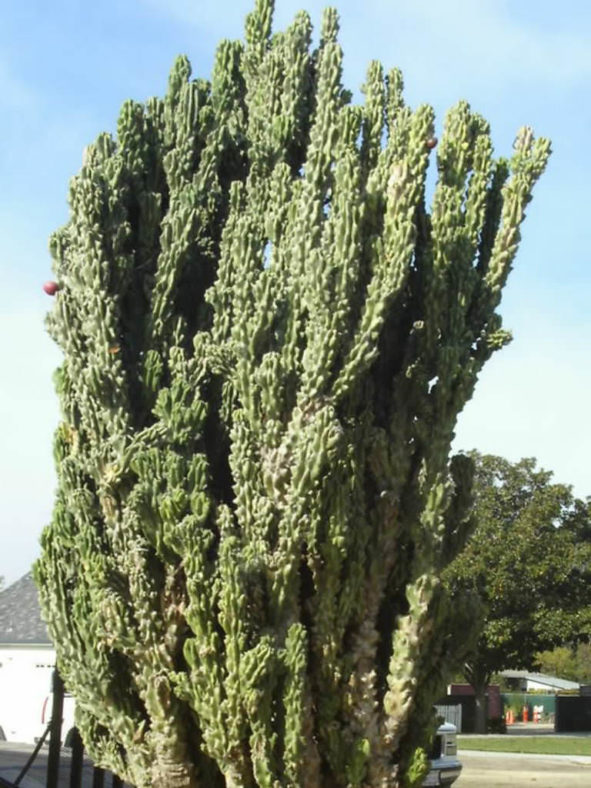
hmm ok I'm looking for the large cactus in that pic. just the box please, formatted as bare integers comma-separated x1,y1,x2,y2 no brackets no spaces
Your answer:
35,1,549,786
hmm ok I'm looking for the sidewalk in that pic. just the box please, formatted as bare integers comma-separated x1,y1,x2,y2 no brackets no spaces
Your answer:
459,749,591,765
458,750,591,788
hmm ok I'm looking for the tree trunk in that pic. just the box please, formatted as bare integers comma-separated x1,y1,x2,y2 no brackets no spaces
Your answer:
473,682,488,734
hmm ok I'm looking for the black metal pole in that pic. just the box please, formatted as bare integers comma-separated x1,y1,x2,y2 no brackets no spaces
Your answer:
13,723,51,785
92,767,105,788
46,668,64,788
69,728,84,788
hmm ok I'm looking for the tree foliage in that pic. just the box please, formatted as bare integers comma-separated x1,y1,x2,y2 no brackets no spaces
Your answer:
34,1,549,785
537,643,591,685
445,454,591,697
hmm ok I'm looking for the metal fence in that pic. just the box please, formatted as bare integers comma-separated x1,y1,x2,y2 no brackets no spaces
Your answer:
501,692,556,722
2,669,124,788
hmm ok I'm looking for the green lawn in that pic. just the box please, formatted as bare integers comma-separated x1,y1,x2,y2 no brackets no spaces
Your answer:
458,736,591,756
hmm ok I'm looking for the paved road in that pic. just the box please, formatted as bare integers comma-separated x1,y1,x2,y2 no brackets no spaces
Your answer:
0,742,116,788
457,750,591,787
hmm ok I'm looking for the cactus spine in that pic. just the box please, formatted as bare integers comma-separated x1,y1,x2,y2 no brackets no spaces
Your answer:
35,1,550,786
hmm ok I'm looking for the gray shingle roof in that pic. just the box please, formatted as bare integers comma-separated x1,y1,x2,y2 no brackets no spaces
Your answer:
0,572,51,645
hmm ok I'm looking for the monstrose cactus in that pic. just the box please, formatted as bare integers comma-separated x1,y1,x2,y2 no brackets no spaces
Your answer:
35,1,550,785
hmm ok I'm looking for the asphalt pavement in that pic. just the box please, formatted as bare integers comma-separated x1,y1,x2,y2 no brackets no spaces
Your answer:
0,742,110,788
457,749,591,787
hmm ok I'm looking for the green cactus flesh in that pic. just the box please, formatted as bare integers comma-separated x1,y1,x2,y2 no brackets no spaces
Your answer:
35,1,549,785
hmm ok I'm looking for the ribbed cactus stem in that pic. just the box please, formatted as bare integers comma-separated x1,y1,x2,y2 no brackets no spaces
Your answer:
35,1,549,786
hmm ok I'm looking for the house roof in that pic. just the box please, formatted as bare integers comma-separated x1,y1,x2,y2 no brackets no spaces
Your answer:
501,670,580,691
0,572,51,645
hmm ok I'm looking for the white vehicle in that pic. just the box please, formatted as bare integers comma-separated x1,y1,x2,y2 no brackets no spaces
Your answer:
40,689,76,746
423,723,462,786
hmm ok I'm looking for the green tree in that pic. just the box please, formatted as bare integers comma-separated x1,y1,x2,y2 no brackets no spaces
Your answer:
535,644,591,684
34,1,549,785
572,643,591,684
445,454,590,732
535,645,578,682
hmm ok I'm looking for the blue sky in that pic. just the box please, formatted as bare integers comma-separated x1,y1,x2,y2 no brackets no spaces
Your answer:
1,0,590,585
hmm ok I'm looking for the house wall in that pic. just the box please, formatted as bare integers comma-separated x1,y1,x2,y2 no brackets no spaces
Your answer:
0,645,55,743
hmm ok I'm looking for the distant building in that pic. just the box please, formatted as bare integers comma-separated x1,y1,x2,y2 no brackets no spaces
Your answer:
500,670,580,693
0,573,55,742
442,683,502,731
